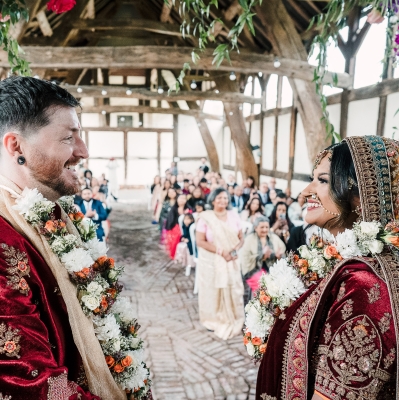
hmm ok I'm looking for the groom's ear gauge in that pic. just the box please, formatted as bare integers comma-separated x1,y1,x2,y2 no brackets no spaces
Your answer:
17,156,26,165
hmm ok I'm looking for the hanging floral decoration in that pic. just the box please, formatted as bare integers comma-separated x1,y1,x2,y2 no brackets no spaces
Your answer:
47,0,76,14
243,221,399,361
13,188,151,399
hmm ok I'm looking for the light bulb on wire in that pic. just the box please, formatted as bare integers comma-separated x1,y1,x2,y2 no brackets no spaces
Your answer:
190,80,197,89
101,90,107,95
126,89,132,95
229,72,236,81
77,87,83,93
273,58,281,68
158,87,164,94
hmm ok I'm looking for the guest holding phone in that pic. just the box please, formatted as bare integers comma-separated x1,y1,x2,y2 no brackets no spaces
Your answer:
196,188,245,340
269,202,294,244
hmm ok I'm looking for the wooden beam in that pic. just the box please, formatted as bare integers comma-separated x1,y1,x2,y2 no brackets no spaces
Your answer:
81,105,223,120
376,96,387,137
256,0,330,164
215,75,259,185
160,2,172,22
0,46,351,88
65,85,261,103
81,127,174,132
36,10,53,37
287,104,298,190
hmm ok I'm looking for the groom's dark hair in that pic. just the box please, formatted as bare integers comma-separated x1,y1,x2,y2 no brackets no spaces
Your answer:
0,76,80,138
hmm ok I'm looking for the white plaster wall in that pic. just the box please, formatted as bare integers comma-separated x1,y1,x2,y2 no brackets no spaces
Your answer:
178,115,207,157
385,92,399,139
277,114,290,173
347,98,379,137
294,114,311,175
262,117,275,170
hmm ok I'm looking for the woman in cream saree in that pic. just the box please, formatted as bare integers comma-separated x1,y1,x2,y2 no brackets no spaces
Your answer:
196,188,245,340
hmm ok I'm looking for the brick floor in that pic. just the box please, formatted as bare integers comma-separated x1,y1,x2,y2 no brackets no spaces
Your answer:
107,200,258,400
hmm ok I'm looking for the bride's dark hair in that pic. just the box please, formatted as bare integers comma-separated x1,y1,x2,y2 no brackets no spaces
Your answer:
325,141,360,231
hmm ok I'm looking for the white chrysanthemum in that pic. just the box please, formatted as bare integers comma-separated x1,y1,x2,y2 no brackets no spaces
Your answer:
84,238,107,261
127,349,145,368
368,239,384,254
61,247,94,273
81,294,100,311
13,188,46,215
93,314,121,342
245,301,274,338
128,337,141,349
359,221,381,238
50,234,78,256
298,245,312,260
112,297,136,323
261,259,306,307
246,342,255,357
308,255,327,276
87,281,104,296
336,229,363,258
121,364,149,391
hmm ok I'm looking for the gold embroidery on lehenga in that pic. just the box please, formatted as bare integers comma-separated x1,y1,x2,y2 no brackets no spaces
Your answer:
0,394,12,400
378,313,391,334
47,372,78,400
323,323,332,344
260,395,277,400
383,348,396,370
315,315,392,400
1,244,31,296
0,322,21,359
366,283,381,304
337,282,346,302
341,299,354,320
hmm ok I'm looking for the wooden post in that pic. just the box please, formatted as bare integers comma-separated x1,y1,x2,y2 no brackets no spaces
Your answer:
376,96,387,137
157,132,161,175
248,75,255,139
273,76,283,172
123,130,128,182
259,74,269,178
287,103,298,191
173,114,178,162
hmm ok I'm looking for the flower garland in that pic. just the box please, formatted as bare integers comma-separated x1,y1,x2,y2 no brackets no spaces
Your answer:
13,188,151,399
243,220,399,361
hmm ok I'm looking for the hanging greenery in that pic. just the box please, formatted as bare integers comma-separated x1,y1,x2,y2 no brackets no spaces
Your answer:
164,0,263,92
309,0,396,142
0,0,30,76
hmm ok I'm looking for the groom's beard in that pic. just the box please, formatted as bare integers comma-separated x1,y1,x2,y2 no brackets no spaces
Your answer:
28,148,81,197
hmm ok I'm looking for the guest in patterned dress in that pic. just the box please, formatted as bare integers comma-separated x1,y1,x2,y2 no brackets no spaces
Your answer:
256,136,398,400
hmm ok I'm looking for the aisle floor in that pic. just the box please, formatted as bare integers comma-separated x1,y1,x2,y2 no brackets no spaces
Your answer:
107,197,258,400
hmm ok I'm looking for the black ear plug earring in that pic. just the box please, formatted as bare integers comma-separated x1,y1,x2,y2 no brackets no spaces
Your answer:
17,156,26,165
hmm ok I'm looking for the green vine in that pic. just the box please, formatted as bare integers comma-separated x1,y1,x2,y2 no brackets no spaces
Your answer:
309,0,394,142
0,0,31,76
165,0,262,92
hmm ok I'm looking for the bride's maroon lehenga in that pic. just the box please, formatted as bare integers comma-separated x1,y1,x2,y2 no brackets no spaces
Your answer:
256,260,396,400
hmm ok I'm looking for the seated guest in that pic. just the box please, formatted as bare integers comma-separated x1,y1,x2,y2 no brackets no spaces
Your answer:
240,197,264,236
239,216,285,304
285,187,294,206
258,182,269,206
188,183,196,194
83,169,99,188
276,192,287,203
177,174,184,189
169,161,178,176
78,187,108,241
227,185,235,197
288,192,306,223
268,177,282,194
269,201,294,244
227,174,237,188
175,213,196,276
199,177,211,196
187,186,204,209
243,176,256,195
193,200,205,221
231,185,249,213
182,179,190,194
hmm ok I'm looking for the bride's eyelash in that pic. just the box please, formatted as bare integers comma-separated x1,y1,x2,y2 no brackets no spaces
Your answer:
318,177,328,184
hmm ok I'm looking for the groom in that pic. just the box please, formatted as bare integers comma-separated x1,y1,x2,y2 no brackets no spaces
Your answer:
0,76,104,399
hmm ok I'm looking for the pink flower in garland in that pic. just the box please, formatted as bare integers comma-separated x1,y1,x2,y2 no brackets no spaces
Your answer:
47,0,76,14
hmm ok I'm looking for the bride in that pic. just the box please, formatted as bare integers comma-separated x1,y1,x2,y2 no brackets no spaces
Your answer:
254,136,398,400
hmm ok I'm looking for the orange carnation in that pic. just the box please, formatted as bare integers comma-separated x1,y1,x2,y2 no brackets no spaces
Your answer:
309,272,318,281
107,288,117,298
121,356,132,367
387,235,399,247
243,336,249,345
113,364,125,373
259,343,267,354
101,296,108,310
251,337,262,346
69,211,84,222
324,245,341,260
82,268,90,276
45,220,57,233
297,259,308,275
259,293,271,305
245,331,251,337
105,355,115,368
129,326,136,334
293,254,299,263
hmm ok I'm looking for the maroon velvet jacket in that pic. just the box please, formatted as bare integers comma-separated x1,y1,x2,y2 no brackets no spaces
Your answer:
256,261,397,400
0,216,101,399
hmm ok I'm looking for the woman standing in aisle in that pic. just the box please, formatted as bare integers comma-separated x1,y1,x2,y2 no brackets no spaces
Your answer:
196,188,245,340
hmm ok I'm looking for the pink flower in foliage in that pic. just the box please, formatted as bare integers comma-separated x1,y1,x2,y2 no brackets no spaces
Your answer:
0,14,11,22
395,33,399,46
47,0,76,14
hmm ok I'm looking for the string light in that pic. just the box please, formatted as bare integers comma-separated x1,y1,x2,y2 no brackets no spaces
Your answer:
258,72,263,77
101,90,107,95
126,89,132,95
273,58,281,68
33,75,40,79
138,121,143,126
190,80,197,89
77,87,83,93
215,89,219,94
158,87,164,94
120,117,125,122
229,111,234,116
101,110,106,115
229,72,236,81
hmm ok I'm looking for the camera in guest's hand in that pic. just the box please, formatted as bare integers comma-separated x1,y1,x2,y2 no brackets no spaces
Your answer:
279,213,286,220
